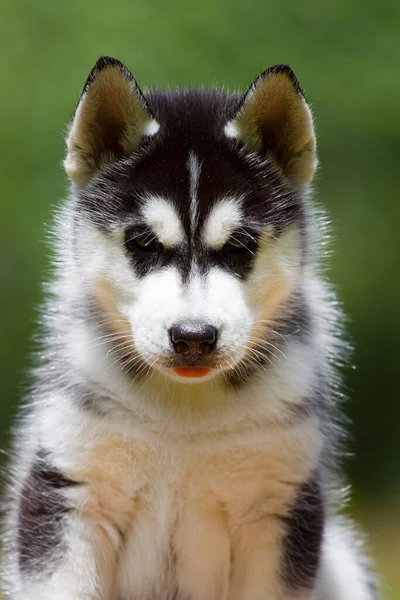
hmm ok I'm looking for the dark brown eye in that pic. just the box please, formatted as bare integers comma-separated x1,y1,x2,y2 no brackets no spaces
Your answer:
133,233,159,253
223,233,256,255
125,228,162,259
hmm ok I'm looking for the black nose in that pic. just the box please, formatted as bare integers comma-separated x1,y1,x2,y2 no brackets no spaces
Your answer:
170,321,218,356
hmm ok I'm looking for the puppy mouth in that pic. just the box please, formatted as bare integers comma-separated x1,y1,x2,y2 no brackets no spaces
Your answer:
173,366,211,378
169,357,217,380
159,354,226,381
137,349,244,381
162,351,220,370
163,352,239,381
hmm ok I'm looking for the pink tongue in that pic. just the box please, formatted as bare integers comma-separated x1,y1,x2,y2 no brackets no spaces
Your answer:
173,367,211,378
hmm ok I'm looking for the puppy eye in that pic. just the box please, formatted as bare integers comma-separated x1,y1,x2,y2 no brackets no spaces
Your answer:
223,233,256,255
125,228,162,258
134,234,159,252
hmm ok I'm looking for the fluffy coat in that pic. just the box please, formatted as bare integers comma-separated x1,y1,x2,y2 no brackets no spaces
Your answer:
2,57,377,600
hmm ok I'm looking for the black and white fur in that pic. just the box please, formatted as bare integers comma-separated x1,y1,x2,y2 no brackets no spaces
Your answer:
1,57,378,600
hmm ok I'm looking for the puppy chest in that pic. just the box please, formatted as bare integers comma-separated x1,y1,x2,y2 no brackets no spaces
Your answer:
113,443,314,600
115,474,232,600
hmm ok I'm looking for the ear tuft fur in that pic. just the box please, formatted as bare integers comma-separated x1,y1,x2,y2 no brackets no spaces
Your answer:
64,57,159,185
225,65,317,185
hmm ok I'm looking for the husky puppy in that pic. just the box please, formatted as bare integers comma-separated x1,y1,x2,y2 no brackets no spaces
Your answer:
2,57,377,600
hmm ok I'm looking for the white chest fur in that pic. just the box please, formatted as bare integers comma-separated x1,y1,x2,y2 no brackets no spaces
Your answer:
59,415,320,600
116,471,179,599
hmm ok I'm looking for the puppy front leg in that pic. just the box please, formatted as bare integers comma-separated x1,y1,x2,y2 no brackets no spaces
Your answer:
229,517,286,600
9,455,120,600
229,477,324,600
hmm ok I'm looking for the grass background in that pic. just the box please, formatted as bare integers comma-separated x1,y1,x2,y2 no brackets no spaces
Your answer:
0,0,399,596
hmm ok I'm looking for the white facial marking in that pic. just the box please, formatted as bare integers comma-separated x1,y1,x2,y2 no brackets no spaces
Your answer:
143,119,160,136
187,151,201,232
202,197,244,248
141,196,184,246
224,120,240,139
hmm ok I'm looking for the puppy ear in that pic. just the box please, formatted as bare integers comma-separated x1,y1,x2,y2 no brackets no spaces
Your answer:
64,56,159,185
225,65,317,184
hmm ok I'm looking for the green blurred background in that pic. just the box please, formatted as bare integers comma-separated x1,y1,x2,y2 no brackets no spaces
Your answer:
1,0,399,596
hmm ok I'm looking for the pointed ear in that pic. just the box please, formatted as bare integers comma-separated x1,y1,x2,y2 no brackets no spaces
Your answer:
225,65,317,185
64,56,159,185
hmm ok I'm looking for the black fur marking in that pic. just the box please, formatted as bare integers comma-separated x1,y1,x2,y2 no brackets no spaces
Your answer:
18,451,78,574
124,225,165,278
77,88,304,284
281,474,325,591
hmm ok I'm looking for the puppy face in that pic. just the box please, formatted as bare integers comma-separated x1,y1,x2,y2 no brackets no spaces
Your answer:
67,59,315,384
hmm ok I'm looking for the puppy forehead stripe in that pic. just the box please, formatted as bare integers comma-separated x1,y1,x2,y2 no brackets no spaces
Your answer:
187,151,201,232
202,197,244,248
141,195,184,246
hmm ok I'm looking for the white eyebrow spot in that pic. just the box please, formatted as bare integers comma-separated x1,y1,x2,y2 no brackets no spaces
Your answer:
187,151,201,232
224,121,240,139
202,197,244,248
142,119,160,136
141,196,184,246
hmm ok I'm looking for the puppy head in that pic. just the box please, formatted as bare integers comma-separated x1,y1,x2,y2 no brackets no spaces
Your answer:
65,57,316,384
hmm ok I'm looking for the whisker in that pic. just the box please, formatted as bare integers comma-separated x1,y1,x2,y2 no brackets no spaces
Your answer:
105,339,135,356
246,337,287,360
